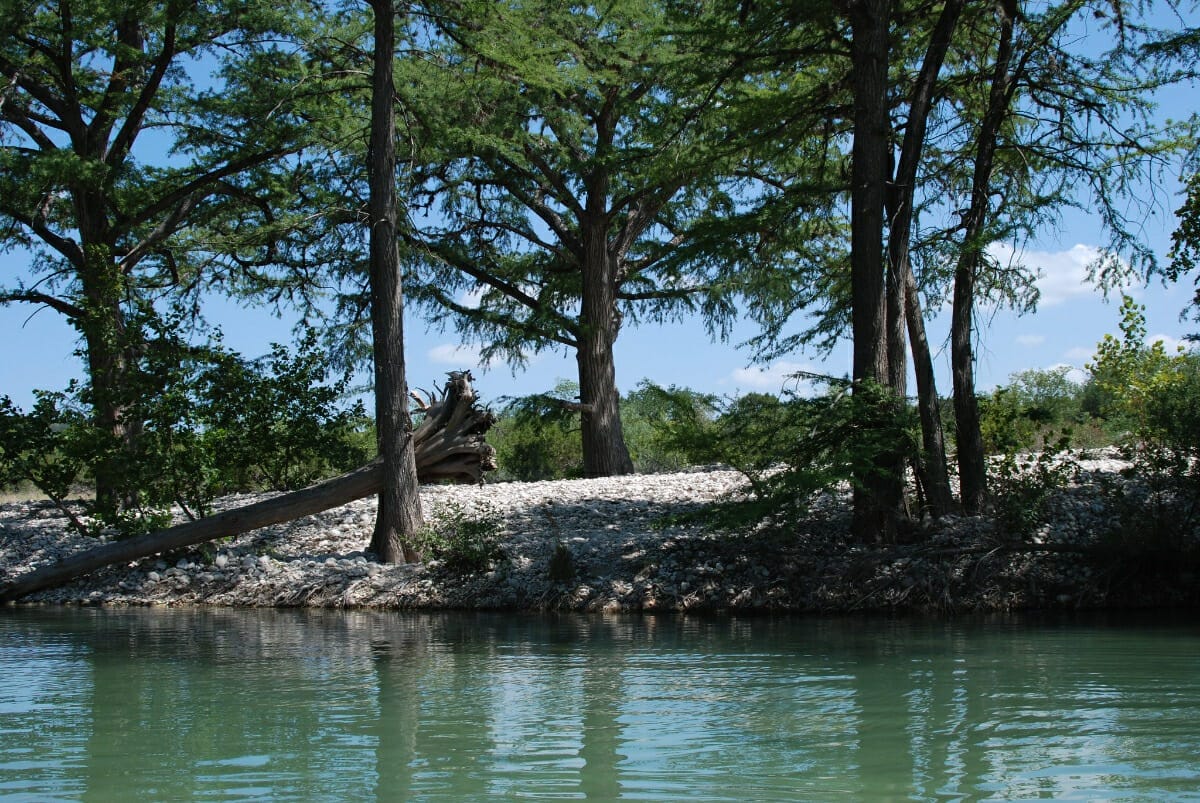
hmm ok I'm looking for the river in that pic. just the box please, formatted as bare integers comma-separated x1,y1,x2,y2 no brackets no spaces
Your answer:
1,608,1197,801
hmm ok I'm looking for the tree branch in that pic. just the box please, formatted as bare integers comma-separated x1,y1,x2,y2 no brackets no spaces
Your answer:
105,22,178,167
0,201,85,267
416,234,577,329
118,191,203,273
0,289,85,319
115,146,294,236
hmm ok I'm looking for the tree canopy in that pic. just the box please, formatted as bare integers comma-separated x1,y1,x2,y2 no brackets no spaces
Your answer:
395,0,840,475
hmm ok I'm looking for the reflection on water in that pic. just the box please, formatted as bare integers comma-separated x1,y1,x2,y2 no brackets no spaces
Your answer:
1,609,1198,801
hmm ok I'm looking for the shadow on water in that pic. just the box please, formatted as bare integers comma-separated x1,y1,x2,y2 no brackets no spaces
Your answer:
1,608,1198,801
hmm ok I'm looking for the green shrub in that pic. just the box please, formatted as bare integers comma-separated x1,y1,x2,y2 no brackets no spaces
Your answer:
487,380,714,481
1087,297,1200,554
621,381,715,473
986,433,1080,538
641,377,917,525
488,381,584,482
419,501,505,573
0,321,369,537
979,367,1097,454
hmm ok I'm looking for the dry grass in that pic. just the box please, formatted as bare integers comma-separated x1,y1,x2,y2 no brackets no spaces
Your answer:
0,483,91,506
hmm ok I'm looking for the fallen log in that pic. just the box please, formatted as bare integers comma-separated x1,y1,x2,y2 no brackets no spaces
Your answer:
0,371,496,603
0,461,383,602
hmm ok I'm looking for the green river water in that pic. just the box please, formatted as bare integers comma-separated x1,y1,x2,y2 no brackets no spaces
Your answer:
1,608,1197,801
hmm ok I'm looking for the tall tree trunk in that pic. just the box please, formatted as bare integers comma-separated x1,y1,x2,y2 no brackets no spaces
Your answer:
951,261,987,514
848,0,895,543
953,0,1017,514
904,269,955,517
78,240,141,517
886,0,963,519
578,226,634,477
367,0,423,562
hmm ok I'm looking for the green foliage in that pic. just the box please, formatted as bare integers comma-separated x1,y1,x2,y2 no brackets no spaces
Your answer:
419,501,505,574
1086,297,1200,556
400,0,832,374
635,385,806,482
0,391,93,528
547,541,575,585
1089,296,1199,451
642,377,918,523
979,367,1089,453
1168,170,1200,321
197,331,370,494
486,380,712,481
986,434,1080,539
488,381,585,482
620,382,716,474
0,325,369,537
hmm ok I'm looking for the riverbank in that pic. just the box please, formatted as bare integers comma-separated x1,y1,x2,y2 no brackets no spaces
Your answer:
2,453,1197,612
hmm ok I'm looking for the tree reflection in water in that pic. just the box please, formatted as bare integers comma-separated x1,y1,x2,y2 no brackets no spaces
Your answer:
1,609,1197,800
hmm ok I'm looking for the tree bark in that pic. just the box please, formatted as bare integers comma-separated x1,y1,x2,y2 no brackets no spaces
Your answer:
886,0,963,519
0,372,496,602
77,210,141,516
366,0,423,562
577,169,634,477
848,0,895,543
905,269,955,517
953,0,1017,514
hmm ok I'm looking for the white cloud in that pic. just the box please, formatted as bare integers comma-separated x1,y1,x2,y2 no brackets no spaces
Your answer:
987,242,1132,307
728,360,821,394
1015,334,1045,348
428,343,487,368
458,286,485,309
1046,362,1089,385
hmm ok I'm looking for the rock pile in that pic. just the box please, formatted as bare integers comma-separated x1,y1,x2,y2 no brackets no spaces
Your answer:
2,452,1196,612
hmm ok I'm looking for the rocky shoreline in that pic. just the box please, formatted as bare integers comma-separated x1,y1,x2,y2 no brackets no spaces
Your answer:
2,454,1197,612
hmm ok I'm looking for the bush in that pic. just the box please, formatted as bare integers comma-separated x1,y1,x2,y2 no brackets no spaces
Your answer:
986,434,1080,538
0,321,369,537
1089,296,1200,454
1087,297,1200,555
621,381,715,473
418,501,505,573
979,367,1096,454
196,331,370,494
488,380,584,482
641,377,917,524
487,380,717,481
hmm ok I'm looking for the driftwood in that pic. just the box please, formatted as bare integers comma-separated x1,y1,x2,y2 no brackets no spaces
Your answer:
411,370,498,483
0,371,496,603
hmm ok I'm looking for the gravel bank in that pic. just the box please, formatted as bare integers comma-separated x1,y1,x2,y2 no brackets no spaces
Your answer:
2,454,1197,612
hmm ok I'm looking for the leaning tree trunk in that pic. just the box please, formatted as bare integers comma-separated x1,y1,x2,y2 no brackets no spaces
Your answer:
366,0,423,563
0,372,495,602
885,0,963,520
905,268,955,517
952,260,987,514
953,0,1017,515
